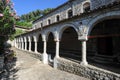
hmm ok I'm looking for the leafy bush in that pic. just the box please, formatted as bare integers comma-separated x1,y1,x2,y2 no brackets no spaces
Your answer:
16,21,32,28
0,0,16,55
10,29,25,40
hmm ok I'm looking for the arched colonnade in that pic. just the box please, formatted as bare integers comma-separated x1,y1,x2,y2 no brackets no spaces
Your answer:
14,10,120,70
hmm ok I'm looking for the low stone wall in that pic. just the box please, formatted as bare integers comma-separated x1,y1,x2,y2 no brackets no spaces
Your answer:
57,58,120,80
18,49,42,61
28,52,42,61
0,56,4,71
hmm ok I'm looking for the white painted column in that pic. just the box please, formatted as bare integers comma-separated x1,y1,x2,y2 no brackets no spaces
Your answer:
43,40,48,64
81,40,88,66
34,41,38,53
28,37,31,52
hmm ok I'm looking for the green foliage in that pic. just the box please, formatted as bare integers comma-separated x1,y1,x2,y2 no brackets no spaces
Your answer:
15,29,25,36
20,9,42,22
0,6,15,36
42,8,53,15
20,8,54,22
10,28,25,40
0,0,16,55
16,8,53,29
16,21,32,28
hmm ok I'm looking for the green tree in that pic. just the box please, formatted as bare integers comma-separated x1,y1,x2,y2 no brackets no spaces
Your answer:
19,8,53,22
42,8,53,15
0,0,16,55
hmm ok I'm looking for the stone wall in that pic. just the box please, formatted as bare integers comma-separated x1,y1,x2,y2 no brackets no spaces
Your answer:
32,0,119,30
91,0,119,10
56,58,120,80
32,0,86,29
0,56,4,71
18,49,43,61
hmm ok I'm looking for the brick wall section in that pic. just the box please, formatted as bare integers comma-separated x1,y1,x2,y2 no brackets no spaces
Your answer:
57,58,120,80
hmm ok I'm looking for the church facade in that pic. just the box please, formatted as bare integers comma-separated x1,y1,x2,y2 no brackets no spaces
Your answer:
14,0,120,79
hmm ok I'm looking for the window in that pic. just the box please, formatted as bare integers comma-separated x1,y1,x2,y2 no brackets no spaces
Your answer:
83,2,90,12
56,15,60,22
48,19,51,25
68,9,73,18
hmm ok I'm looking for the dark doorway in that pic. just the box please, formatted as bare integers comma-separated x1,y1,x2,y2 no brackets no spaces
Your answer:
47,33,55,66
97,37,113,56
27,37,29,50
31,37,35,51
87,19,120,74
37,35,43,53
60,27,81,62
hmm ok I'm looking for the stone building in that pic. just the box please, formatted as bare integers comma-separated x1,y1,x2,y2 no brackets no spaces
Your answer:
14,0,120,79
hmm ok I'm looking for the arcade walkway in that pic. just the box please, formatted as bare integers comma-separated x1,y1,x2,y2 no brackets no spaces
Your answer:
12,47,89,80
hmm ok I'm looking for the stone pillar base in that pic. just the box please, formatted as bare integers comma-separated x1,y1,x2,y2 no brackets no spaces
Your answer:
42,53,48,64
54,57,58,69
81,61,88,66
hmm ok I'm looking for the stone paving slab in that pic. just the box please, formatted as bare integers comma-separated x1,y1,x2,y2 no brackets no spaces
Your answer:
13,48,90,80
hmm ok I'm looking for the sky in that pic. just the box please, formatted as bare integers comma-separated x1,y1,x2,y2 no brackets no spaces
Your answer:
12,0,68,16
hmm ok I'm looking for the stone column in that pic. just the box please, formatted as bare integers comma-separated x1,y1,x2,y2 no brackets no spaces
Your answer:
14,39,16,47
55,40,60,58
81,40,88,66
54,40,60,69
19,39,22,49
21,42,22,49
15,39,16,47
18,41,20,49
24,37,27,51
28,37,31,52
18,42,20,49
25,41,27,51
34,40,38,53
43,40,48,64
21,38,24,50
17,41,19,49
16,39,19,48
15,40,17,48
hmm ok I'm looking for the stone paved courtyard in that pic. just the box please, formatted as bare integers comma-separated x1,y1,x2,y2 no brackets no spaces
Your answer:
11,48,89,80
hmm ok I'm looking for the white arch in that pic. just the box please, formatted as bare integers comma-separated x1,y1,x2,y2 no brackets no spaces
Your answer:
87,10,120,36
45,31,56,41
58,23,79,40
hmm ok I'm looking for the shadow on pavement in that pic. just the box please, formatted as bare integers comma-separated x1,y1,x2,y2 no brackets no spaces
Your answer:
0,49,19,80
